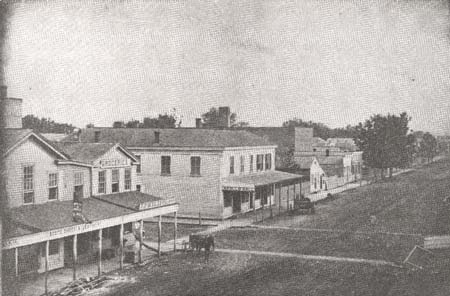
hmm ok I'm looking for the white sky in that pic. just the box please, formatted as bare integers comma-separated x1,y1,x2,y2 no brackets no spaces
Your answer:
4,0,450,134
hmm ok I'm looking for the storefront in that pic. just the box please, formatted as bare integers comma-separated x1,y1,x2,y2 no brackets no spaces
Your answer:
222,171,303,217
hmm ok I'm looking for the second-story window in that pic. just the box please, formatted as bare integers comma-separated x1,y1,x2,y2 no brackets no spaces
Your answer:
125,168,131,190
98,170,106,194
256,154,264,171
229,156,235,174
74,172,84,201
265,154,272,170
250,155,254,172
190,156,201,176
135,155,141,174
240,156,245,173
48,173,58,201
111,169,120,193
161,156,171,175
23,165,34,204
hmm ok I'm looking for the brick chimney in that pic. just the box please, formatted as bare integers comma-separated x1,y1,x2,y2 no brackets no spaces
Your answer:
195,118,202,128
0,86,23,129
218,106,231,129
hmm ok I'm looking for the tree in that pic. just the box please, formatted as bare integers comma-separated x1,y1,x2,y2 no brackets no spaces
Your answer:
113,121,125,128
22,114,76,133
420,132,438,163
355,112,413,179
201,107,237,128
282,118,357,139
86,123,95,128
114,109,182,129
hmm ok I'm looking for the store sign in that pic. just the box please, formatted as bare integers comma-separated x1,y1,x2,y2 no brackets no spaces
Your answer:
223,186,254,192
99,159,127,168
138,198,177,211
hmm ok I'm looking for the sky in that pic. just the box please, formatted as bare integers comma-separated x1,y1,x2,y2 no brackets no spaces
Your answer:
3,0,450,134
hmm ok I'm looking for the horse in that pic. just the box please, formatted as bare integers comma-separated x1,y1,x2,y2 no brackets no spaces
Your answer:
189,234,215,262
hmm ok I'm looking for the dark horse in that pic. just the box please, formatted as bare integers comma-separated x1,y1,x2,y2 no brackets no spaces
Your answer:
189,234,215,261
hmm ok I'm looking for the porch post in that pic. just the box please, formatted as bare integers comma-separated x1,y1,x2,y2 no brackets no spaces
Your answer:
73,234,77,281
252,191,256,222
278,184,281,215
44,240,49,296
293,181,296,200
287,185,290,211
138,220,143,264
119,224,124,270
14,247,18,277
158,215,162,257
269,184,273,218
98,229,102,276
173,212,177,252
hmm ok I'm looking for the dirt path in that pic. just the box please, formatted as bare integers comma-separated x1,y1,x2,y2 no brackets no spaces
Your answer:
215,248,402,267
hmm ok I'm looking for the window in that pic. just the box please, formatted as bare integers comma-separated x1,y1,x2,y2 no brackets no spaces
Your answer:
223,192,232,207
325,149,330,157
98,171,106,194
229,156,234,174
74,172,84,201
256,154,264,171
190,156,201,176
161,156,171,175
41,240,59,257
125,169,131,190
135,155,141,174
94,131,101,143
23,165,34,204
48,173,58,200
265,154,272,170
136,185,141,192
240,156,245,173
250,155,254,172
111,169,120,193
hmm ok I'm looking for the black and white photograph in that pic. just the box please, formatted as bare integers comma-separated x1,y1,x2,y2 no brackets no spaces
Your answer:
0,1,450,295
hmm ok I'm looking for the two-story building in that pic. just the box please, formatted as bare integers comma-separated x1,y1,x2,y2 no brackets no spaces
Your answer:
77,128,303,219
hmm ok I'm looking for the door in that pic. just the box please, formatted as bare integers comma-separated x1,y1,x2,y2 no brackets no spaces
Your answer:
232,193,241,213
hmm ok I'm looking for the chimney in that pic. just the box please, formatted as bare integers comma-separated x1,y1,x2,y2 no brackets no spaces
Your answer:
154,131,160,144
195,118,202,128
218,106,231,129
0,86,23,129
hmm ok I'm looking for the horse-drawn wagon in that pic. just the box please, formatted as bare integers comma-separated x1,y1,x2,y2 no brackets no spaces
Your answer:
290,197,315,215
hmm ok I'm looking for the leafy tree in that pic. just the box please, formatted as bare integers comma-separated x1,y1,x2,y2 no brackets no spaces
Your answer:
355,112,413,178
201,107,237,128
282,118,357,139
420,132,438,163
113,121,125,128
22,114,76,133
115,109,182,129
125,119,140,128
86,123,95,128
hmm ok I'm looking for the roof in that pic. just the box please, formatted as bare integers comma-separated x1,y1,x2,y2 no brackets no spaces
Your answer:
6,199,135,236
40,133,69,142
312,137,327,147
222,171,303,191
326,138,358,151
235,127,295,151
94,191,174,211
294,156,317,169
52,142,117,164
78,128,275,149
317,156,344,165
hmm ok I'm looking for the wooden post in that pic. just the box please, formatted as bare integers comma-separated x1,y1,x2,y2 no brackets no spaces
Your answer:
14,247,18,277
98,229,102,276
139,220,143,264
119,224,124,270
252,192,256,222
73,234,77,281
293,182,296,200
287,185,290,211
158,215,162,257
270,184,273,218
198,212,202,226
278,184,281,215
173,212,177,252
44,241,49,296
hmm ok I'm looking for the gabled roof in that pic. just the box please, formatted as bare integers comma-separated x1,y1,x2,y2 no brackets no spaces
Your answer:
77,128,275,149
2,128,68,159
40,133,68,142
294,156,317,169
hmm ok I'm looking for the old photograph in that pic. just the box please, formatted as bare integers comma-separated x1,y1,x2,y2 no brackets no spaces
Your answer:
0,0,450,295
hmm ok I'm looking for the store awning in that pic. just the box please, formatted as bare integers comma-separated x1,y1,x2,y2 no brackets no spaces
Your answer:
222,171,303,192
93,191,176,211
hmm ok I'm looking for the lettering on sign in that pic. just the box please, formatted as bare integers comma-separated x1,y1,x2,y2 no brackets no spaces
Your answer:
99,159,127,168
223,186,254,192
138,198,177,210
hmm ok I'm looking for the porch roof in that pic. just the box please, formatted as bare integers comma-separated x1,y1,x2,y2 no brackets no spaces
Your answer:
93,191,176,211
222,171,303,191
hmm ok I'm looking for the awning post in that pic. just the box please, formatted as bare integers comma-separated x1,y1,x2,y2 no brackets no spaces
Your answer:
139,220,143,264
252,192,256,222
158,215,162,257
44,241,49,296
119,224,124,270
73,234,77,281
270,185,273,218
173,212,177,252
98,229,102,276
14,247,18,277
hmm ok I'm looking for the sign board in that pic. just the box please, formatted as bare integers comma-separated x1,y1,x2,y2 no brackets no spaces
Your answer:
99,159,128,168
223,186,255,192
138,198,177,211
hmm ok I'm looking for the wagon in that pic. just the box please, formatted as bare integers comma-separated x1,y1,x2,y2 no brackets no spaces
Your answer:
291,197,315,215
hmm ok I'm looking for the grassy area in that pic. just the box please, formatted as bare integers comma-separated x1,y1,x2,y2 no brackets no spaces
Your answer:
144,222,209,242
100,251,450,296
214,227,422,262
263,159,450,235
